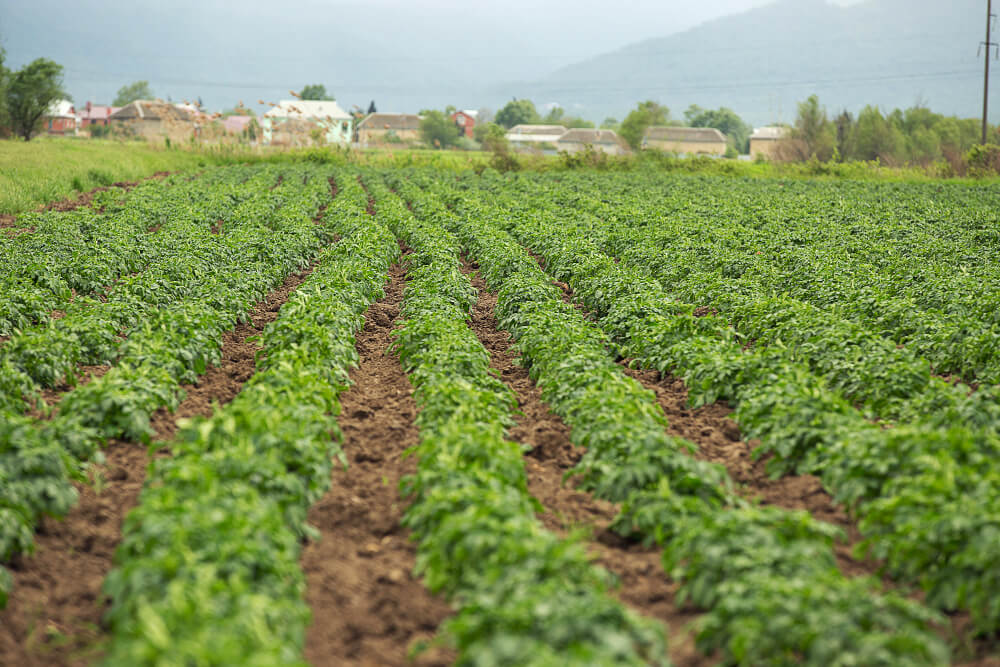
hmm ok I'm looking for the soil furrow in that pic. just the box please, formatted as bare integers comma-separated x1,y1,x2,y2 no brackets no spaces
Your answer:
302,259,453,667
462,260,710,666
0,265,318,667
530,249,880,578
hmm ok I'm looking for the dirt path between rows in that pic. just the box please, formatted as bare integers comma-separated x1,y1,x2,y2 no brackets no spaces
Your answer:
302,259,453,667
0,266,317,666
462,260,711,666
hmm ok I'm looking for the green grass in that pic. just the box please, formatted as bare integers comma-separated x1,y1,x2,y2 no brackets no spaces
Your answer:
0,137,210,215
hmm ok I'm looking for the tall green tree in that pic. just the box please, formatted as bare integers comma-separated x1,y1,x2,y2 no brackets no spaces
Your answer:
0,48,9,130
850,105,905,164
495,99,540,129
619,100,670,149
113,80,154,106
684,104,751,153
6,58,66,141
419,110,460,149
299,84,333,101
790,94,836,161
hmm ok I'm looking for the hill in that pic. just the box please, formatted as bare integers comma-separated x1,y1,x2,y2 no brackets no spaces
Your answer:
517,0,990,126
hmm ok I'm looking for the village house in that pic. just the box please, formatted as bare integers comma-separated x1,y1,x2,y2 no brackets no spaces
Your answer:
749,126,790,159
505,124,567,151
44,100,78,135
555,128,630,155
451,110,478,138
78,102,118,128
355,113,422,146
643,126,728,156
261,100,353,147
108,100,198,142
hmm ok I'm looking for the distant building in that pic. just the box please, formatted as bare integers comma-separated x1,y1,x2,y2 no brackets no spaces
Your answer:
643,126,727,156
555,128,629,155
505,124,567,151
78,102,117,128
45,100,78,135
261,100,353,146
109,100,198,142
451,110,478,138
222,115,255,134
356,113,422,145
749,126,790,159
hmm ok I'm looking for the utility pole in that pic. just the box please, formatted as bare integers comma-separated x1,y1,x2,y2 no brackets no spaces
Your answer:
983,0,997,144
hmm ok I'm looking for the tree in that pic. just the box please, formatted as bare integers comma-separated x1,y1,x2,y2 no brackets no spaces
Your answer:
6,58,66,141
850,105,905,164
600,117,620,130
495,99,540,129
299,84,333,101
0,48,8,130
619,100,670,149
367,100,377,114
790,94,836,161
684,104,751,153
113,80,154,106
420,110,460,149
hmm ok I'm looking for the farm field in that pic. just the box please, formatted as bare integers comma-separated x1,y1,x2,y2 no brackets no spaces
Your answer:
0,162,998,666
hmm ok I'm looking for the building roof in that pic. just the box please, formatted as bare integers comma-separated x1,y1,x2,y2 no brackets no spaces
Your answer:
46,100,76,118
507,124,567,137
79,104,115,121
751,126,789,140
223,115,255,133
357,113,422,131
109,100,195,121
557,128,625,146
644,126,727,143
263,100,351,121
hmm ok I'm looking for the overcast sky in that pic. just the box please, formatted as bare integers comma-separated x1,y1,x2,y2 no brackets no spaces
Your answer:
0,0,865,115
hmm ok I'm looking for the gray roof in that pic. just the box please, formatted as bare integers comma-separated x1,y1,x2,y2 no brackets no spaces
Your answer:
109,101,193,122
751,126,789,140
358,113,422,131
557,128,625,146
644,126,727,143
507,124,567,136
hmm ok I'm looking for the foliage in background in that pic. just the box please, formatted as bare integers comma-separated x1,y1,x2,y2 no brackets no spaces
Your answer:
419,110,461,149
684,104,751,153
543,106,595,128
112,80,154,107
495,99,540,129
5,58,66,141
298,84,334,101
619,100,671,149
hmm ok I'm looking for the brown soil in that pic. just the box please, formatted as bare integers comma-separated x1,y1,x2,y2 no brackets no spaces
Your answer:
463,260,710,666
0,264,318,666
149,267,313,441
302,260,453,667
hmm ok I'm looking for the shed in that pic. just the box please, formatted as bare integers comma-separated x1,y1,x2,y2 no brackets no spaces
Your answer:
356,113,422,145
44,100,78,135
555,129,629,155
643,126,727,156
749,126,790,159
505,124,567,151
451,110,478,138
109,101,197,142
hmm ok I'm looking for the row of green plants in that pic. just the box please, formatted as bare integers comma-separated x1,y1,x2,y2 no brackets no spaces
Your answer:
394,172,950,665
100,173,401,664
0,166,289,413
440,169,1000,636
0,165,335,608
515,170,1000,385
362,173,669,665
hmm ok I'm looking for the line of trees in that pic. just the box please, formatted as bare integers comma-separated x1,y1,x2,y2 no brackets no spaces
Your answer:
779,94,993,168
